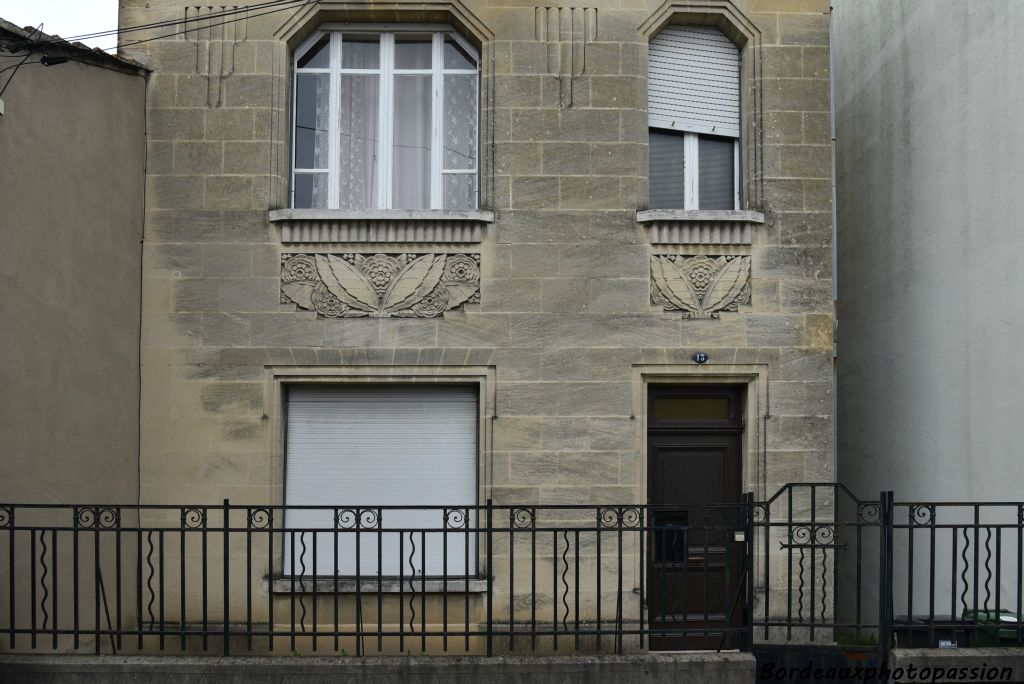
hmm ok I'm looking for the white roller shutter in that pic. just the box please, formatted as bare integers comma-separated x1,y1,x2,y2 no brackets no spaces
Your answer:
648,25,740,138
284,385,478,576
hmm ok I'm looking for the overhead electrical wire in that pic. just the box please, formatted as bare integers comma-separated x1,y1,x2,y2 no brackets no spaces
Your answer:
2,0,312,54
109,0,315,51
60,0,309,42
0,2,313,98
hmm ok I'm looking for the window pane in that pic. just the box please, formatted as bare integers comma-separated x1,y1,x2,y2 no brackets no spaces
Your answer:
294,73,330,169
698,135,735,210
342,34,379,69
444,36,476,70
648,129,685,209
392,74,432,209
293,173,329,209
296,35,329,69
443,74,477,170
444,174,476,210
395,35,432,69
338,75,380,210
653,397,730,421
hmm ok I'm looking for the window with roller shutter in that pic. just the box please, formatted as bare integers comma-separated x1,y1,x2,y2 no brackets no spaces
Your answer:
647,25,740,210
283,384,479,577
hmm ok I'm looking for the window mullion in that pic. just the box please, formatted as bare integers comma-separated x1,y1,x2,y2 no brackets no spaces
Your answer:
290,50,299,207
431,32,444,210
379,33,394,209
684,132,699,210
327,32,342,209
733,139,740,210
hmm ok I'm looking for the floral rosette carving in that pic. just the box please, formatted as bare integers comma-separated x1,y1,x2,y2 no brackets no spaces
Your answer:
281,253,480,318
651,255,751,319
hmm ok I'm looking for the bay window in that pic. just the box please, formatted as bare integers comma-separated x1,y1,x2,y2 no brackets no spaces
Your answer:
291,27,480,211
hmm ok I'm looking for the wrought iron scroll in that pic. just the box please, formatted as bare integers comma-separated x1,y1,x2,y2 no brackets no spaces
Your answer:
597,507,641,529
181,508,206,529
247,508,272,529
909,505,935,526
444,508,468,530
76,506,121,529
511,507,535,529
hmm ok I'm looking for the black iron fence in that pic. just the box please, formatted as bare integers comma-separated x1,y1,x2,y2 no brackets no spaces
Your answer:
1,485,1023,658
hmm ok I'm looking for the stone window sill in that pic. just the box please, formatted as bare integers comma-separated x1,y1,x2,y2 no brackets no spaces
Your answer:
636,209,765,245
269,209,495,243
270,577,489,594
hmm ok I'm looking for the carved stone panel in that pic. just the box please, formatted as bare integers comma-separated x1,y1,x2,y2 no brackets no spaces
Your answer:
183,6,248,108
651,255,751,319
281,253,480,318
535,7,598,109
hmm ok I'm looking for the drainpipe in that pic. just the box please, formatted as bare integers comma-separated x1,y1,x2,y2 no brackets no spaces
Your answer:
829,3,839,482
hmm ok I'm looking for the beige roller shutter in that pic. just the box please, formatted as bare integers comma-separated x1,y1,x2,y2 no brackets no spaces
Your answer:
648,25,740,138
284,385,478,576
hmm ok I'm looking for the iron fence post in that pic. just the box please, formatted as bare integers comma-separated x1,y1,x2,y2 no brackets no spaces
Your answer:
878,491,894,672
486,498,493,656
744,492,755,651
223,498,230,656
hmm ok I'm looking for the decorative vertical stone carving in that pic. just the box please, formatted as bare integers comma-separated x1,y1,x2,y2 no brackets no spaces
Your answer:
535,7,597,109
183,6,248,107
651,255,751,319
281,253,480,318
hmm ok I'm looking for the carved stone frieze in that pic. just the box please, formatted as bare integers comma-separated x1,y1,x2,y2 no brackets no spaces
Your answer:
651,255,751,319
281,253,480,318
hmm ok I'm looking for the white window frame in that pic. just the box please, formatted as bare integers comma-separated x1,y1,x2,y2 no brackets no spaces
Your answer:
647,24,742,211
291,24,480,210
676,131,741,211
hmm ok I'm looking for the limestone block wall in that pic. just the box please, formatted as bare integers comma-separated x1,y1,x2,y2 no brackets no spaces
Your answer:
117,0,835,636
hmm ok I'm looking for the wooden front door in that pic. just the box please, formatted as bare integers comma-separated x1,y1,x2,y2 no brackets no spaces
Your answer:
647,385,745,650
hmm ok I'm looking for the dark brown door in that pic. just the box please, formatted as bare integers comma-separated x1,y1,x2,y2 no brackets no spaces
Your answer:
647,385,744,650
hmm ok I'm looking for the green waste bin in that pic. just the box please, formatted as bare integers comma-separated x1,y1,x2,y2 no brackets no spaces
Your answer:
962,609,1022,646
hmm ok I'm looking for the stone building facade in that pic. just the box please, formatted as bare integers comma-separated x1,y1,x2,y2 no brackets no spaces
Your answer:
116,0,833,652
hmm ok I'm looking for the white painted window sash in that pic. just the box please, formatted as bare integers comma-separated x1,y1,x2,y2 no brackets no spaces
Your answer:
440,65,480,207
377,33,394,209
675,132,740,210
683,132,699,210
430,32,444,209
292,28,480,210
327,32,342,209
733,138,740,210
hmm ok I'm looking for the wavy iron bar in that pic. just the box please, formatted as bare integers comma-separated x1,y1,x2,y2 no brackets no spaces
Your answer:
3,489,1020,660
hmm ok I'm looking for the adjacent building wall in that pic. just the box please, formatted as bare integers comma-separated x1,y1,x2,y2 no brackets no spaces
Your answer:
0,49,147,505
0,35,148,652
834,0,1024,502
834,0,1024,619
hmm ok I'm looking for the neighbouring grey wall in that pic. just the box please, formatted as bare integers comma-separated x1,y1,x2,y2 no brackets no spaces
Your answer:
835,0,1024,502
0,56,147,504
